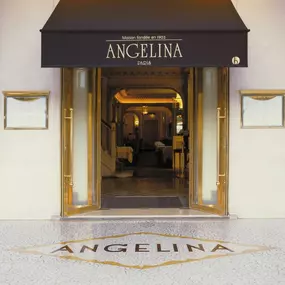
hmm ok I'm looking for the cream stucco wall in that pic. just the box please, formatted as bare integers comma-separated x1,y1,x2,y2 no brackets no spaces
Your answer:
0,0,284,219
0,0,61,219
230,0,285,218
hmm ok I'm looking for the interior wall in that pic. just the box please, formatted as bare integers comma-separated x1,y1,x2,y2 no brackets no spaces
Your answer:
137,113,143,138
164,111,172,139
142,111,169,142
229,0,285,218
158,111,169,139
124,108,172,144
142,116,159,146
123,113,135,138
0,0,61,219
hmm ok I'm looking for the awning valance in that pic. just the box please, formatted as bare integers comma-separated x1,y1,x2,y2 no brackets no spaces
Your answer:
41,0,249,68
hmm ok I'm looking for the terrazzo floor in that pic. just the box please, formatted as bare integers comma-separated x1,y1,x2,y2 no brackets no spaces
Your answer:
0,219,284,284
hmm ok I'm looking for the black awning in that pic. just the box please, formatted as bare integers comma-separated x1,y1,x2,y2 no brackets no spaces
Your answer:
41,0,249,67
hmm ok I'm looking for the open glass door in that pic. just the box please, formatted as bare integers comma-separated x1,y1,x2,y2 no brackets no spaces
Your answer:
61,68,102,216
189,67,229,215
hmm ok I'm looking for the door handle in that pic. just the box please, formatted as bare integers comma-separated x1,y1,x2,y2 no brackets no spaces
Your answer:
64,108,74,204
216,108,226,186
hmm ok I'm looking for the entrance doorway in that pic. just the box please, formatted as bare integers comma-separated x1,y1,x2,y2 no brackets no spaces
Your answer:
61,67,229,216
101,87,188,209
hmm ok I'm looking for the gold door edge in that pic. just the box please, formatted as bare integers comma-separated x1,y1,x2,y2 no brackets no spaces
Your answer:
61,68,102,217
95,68,102,209
189,68,229,216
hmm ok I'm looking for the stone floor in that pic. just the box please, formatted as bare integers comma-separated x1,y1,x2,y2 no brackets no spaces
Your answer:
75,208,216,218
101,166,189,208
102,175,188,197
0,219,284,284
102,175,188,208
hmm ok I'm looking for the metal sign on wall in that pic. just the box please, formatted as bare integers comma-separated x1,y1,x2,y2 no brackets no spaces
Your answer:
41,32,248,67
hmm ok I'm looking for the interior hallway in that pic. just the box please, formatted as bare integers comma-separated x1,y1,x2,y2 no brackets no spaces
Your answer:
1,219,283,285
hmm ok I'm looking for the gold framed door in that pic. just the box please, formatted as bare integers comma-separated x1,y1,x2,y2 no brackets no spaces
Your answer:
189,67,229,215
61,68,102,216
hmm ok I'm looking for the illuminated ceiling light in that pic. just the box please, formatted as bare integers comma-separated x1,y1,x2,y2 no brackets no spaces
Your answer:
142,106,148,115
176,93,183,109
114,92,177,104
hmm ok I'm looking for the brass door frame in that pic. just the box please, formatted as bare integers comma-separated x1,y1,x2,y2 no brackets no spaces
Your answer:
61,68,102,217
189,67,229,215
60,66,228,216
188,68,195,208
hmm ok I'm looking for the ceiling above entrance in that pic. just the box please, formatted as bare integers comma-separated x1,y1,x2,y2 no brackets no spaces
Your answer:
124,88,176,99
41,0,249,67
114,88,182,106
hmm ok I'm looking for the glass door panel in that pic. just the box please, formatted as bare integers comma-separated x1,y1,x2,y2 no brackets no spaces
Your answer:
190,67,228,215
62,68,101,216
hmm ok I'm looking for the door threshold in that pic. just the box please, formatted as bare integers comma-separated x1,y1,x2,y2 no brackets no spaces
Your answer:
63,208,228,220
